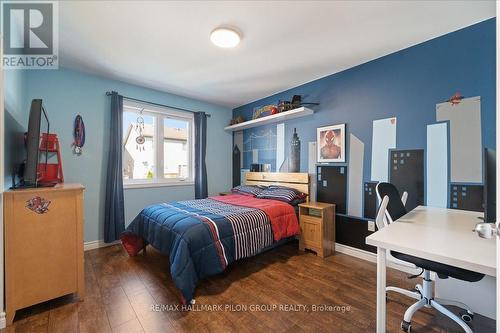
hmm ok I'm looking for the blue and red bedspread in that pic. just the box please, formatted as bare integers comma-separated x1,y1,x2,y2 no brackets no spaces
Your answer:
121,194,299,303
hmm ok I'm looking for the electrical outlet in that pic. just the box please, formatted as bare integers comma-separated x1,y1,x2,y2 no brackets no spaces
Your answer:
367,221,376,232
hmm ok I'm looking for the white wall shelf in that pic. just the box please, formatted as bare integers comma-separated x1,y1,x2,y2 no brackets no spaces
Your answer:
224,107,314,131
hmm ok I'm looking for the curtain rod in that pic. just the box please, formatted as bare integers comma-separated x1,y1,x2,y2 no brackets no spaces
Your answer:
105,91,211,118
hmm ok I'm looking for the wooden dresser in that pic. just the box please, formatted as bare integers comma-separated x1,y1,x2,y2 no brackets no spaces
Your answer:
298,202,335,258
4,183,85,325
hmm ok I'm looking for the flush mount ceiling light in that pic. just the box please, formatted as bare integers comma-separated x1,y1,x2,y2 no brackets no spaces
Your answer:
210,27,241,48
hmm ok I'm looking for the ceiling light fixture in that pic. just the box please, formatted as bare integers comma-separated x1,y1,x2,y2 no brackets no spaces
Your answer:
210,27,241,48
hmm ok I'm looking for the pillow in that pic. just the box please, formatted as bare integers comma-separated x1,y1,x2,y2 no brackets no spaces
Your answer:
256,186,306,204
289,193,307,206
231,185,265,197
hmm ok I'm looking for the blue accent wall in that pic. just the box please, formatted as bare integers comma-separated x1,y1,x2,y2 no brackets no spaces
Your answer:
8,68,232,242
233,19,496,185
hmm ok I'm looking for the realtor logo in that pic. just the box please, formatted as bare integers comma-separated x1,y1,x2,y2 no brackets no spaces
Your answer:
1,1,58,69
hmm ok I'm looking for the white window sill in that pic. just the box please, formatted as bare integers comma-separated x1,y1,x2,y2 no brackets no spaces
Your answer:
123,181,194,190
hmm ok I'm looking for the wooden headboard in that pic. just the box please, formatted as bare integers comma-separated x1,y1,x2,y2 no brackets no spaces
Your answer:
245,172,309,196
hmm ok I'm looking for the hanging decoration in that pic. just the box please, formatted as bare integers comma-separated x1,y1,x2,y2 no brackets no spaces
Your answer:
72,115,85,155
135,108,146,151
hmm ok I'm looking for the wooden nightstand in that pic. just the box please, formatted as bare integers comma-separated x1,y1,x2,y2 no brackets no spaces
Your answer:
298,202,335,258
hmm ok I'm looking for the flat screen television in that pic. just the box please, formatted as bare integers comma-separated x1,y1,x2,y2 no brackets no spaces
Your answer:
23,99,50,187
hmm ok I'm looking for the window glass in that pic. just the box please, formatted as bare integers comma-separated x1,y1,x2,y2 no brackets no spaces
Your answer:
164,118,189,179
123,111,155,180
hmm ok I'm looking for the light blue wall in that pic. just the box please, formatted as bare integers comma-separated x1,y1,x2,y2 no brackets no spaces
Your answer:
21,68,232,242
3,69,28,190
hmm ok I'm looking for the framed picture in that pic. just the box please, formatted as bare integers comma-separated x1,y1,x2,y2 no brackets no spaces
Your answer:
317,124,346,163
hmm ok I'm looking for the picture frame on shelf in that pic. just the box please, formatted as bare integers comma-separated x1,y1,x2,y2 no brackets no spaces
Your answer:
317,123,346,163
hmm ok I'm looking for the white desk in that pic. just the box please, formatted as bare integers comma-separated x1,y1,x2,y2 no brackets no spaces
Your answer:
366,206,496,333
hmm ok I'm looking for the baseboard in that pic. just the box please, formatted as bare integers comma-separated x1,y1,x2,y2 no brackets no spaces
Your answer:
335,243,424,276
335,243,377,262
0,311,6,329
84,239,121,251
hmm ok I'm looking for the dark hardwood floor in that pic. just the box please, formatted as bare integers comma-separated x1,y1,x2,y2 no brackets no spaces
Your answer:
2,241,495,333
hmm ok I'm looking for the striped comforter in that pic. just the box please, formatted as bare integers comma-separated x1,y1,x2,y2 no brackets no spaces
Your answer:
121,194,299,303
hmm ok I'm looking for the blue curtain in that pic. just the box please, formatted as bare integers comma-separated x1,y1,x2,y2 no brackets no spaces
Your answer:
104,92,125,242
194,112,208,199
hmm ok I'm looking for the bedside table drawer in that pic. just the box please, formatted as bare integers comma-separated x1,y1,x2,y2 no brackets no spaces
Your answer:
300,218,321,248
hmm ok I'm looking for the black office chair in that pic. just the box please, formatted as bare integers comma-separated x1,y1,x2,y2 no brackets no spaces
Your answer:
376,182,484,333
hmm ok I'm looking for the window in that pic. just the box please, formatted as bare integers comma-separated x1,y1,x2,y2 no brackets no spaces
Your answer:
122,100,194,188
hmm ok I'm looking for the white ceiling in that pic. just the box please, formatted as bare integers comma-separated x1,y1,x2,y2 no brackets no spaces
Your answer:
59,1,496,108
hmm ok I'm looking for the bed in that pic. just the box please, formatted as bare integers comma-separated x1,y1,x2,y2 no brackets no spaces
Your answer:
120,172,309,303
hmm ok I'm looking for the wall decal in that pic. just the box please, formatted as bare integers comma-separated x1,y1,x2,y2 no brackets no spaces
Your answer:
389,149,425,211
317,165,347,214
364,182,378,219
426,123,448,208
347,134,364,217
317,123,346,163
450,184,483,212
234,131,244,165
252,149,258,164
308,141,318,202
243,128,277,171
232,145,241,187
371,117,397,182
289,128,301,172
26,196,51,214
436,96,482,183
276,123,285,171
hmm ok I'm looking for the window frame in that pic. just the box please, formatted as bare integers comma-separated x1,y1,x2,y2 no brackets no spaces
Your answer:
122,100,195,189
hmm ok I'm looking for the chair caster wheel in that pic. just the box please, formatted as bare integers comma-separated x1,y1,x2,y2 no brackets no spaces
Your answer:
401,320,411,332
459,310,474,322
